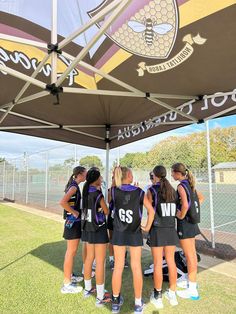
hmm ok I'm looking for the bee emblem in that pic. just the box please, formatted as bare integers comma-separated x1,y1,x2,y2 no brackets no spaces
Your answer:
128,18,173,46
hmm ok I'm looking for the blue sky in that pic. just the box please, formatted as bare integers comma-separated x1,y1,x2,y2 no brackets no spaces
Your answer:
0,115,235,167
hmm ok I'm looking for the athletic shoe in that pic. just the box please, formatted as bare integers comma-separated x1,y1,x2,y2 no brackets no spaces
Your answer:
61,283,83,294
71,273,83,283
112,295,124,313
83,287,96,298
95,292,111,307
134,300,145,314
150,290,163,309
109,259,115,270
177,288,200,300
177,275,189,289
165,289,178,306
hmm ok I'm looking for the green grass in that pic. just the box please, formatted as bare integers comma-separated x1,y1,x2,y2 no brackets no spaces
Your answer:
0,204,236,314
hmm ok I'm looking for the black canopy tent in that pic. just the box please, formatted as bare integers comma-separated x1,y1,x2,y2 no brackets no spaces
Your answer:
0,0,236,191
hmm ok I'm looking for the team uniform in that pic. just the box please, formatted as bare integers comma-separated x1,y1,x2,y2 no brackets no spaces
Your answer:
63,180,82,240
177,180,200,239
111,184,144,247
107,188,114,231
82,186,109,244
148,183,179,247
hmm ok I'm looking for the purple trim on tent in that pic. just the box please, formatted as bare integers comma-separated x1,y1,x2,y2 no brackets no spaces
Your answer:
0,23,45,43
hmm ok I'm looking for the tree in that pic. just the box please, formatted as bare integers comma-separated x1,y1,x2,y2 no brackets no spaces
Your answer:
79,155,103,169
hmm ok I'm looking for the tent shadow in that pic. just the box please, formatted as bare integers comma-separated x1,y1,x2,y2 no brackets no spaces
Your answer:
30,240,82,272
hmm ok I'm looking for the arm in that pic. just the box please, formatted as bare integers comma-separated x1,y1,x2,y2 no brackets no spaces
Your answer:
147,189,153,204
141,194,155,232
176,185,189,220
59,186,79,218
100,196,109,215
196,190,204,204
108,188,112,203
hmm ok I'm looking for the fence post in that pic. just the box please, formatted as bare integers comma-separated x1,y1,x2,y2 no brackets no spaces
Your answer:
25,153,29,204
206,121,215,249
45,152,48,208
2,160,6,199
12,163,15,200
74,144,77,167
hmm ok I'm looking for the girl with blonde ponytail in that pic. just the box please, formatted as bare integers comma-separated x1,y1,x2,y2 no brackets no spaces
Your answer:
111,166,155,314
171,163,204,301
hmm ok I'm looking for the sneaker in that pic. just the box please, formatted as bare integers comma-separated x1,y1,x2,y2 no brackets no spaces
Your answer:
61,283,83,294
83,287,96,298
177,275,189,289
112,295,124,313
95,292,111,307
71,273,83,283
150,290,163,309
109,259,115,270
165,289,178,306
134,300,145,314
177,288,200,300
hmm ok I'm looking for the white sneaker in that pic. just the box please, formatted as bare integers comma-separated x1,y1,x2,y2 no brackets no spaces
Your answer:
177,288,199,300
177,277,189,289
71,273,83,283
61,283,83,294
150,291,163,309
165,290,178,306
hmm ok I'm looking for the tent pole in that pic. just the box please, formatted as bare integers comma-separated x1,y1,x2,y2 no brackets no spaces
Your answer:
58,0,124,50
51,0,58,83
206,120,215,249
56,0,131,87
105,126,110,202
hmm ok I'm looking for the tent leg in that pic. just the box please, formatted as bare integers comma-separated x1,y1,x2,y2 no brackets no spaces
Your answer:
105,126,110,202
206,121,215,249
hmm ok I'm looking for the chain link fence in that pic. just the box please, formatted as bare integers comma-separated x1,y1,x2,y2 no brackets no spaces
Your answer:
0,142,235,260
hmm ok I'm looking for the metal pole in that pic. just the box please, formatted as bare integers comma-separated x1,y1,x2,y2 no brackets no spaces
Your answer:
2,160,6,199
45,152,48,208
74,145,77,167
51,0,58,83
25,153,29,204
105,126,110,202
12,163,15,200
206,121,215,249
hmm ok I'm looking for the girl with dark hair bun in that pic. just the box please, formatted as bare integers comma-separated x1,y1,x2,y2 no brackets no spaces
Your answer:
147,165,179,309
82,168,110,307
171,163,204,301
60,166,87,294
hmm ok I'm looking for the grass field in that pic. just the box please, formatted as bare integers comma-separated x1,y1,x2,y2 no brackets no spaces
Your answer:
0,204,236,314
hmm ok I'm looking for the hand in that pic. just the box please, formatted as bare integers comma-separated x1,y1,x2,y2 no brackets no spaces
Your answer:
73,211,79,219
176,210,183,220
141,224,150,233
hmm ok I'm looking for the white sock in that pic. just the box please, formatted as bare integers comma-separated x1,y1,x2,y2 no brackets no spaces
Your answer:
135,298,142,306
169,289,176,296
189,281,197,291
84,279,92,291
96,284,104,300
109,256,114,262
64,281,71,286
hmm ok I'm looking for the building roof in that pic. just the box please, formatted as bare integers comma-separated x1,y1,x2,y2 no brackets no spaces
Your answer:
212,162,236,170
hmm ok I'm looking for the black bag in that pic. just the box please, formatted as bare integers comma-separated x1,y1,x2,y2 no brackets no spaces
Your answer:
180,182,201,224
144,250,201,281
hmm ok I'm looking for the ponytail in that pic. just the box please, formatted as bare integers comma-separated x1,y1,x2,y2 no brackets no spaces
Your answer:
82,168,101,210
64,165,86,192
186,169,196,191
153,165,175,202
114,166,130,187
